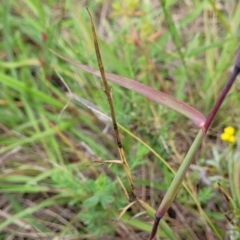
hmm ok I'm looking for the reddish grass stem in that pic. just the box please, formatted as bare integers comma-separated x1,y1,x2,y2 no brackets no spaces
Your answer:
148,47,240,240
204,64,240,132
147,215,161,240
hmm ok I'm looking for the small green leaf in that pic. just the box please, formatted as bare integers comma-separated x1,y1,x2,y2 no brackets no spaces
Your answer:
83,195,100,208
100,195,114,209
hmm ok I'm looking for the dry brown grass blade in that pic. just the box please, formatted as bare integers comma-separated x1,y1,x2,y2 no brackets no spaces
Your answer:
93,160,122,165
116,176,130,201
86,8,136,201
116,201,136,221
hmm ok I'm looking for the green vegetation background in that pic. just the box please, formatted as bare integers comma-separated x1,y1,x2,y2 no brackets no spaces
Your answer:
0,0,240,239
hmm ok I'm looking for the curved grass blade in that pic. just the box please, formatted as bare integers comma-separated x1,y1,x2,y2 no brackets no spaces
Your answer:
52,51,206,128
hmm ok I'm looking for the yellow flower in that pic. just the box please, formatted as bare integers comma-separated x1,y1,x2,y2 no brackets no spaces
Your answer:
220,133,229,141
224,126,235,135
221,126,236,143
228,135,235,143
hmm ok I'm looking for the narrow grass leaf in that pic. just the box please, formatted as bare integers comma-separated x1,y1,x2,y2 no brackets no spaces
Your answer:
0,195,63,231
121,212,178,240
0,72,63,107
52,52,206,127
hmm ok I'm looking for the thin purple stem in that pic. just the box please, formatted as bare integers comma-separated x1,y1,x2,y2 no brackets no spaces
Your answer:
204,65,240,132
147,215,161,240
